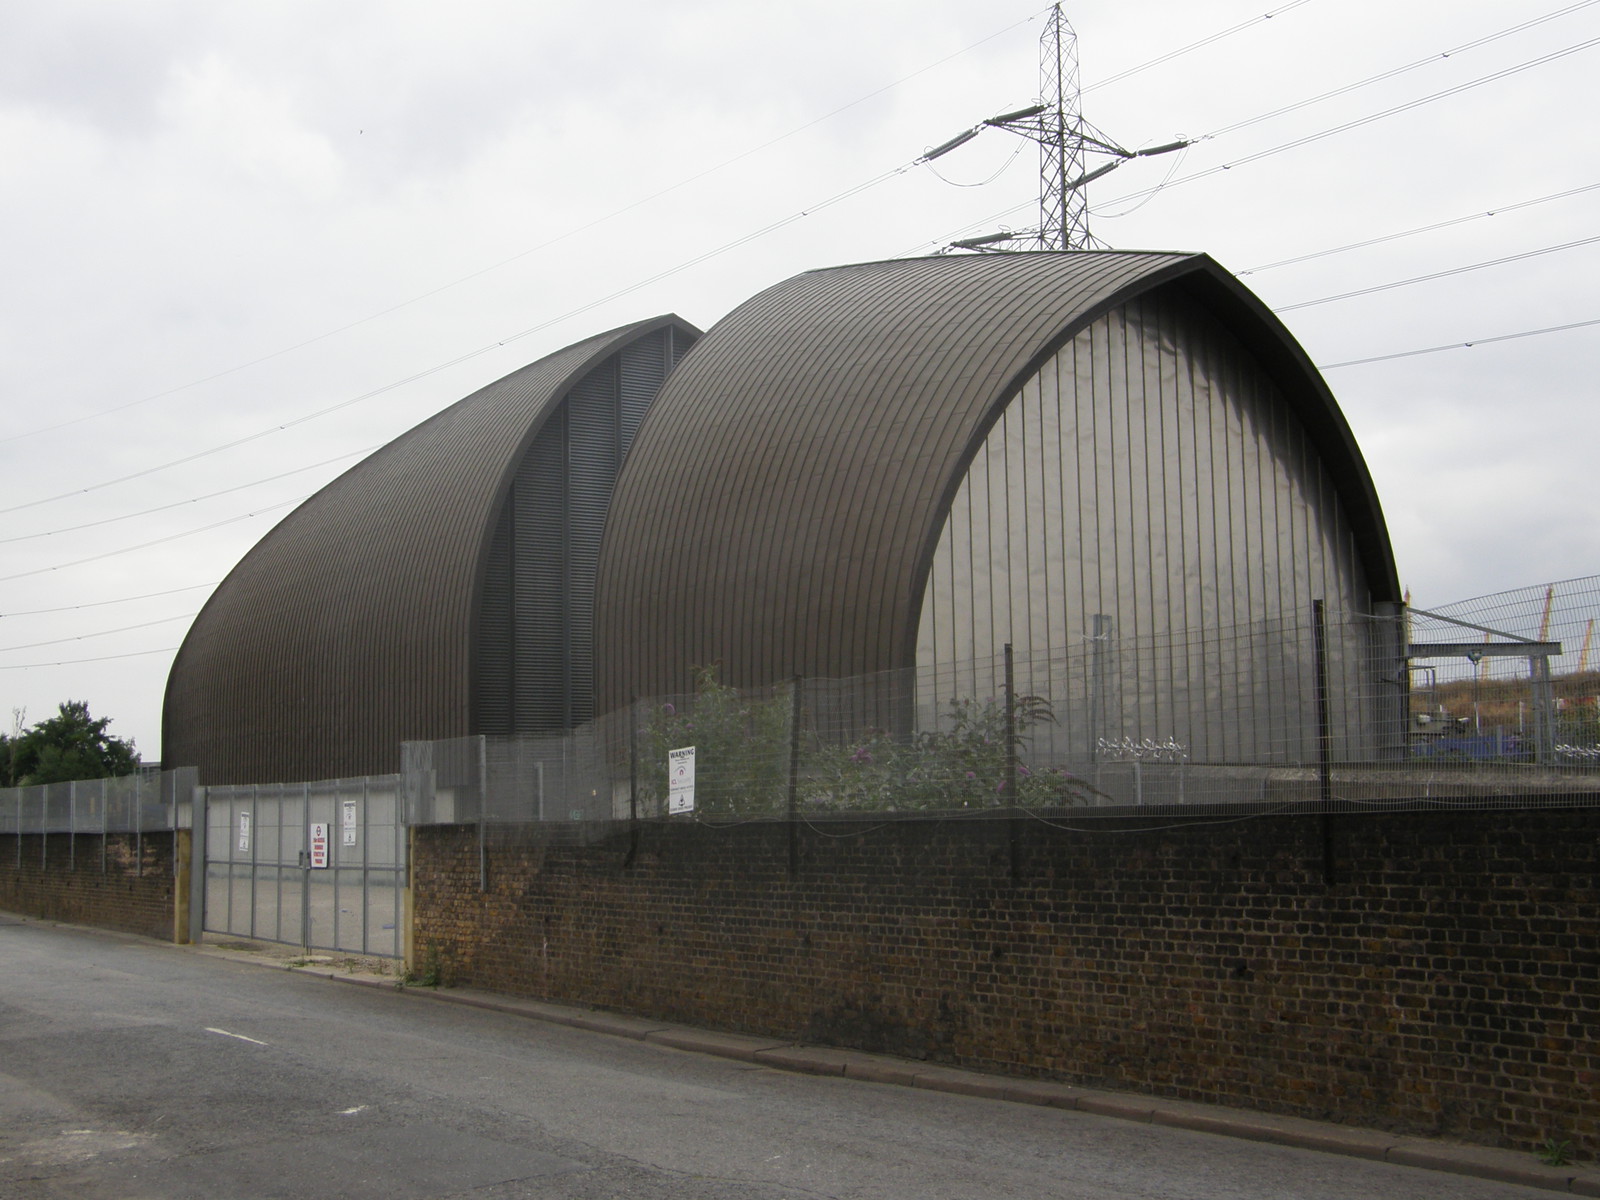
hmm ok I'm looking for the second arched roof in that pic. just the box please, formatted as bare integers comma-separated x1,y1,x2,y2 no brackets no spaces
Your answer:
164,314,699,783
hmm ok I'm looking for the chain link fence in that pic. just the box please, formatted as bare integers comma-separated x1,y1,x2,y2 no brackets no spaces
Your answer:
404,596,1600,832
1407,575,1600,765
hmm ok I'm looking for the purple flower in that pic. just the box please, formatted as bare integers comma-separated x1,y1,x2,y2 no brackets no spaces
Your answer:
966,771,976,779
662,703,676,716
850,746,873,764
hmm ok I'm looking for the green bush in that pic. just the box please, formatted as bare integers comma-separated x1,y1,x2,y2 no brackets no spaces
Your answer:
641,667,793,816
803,694,1088,812
636,670,1088,816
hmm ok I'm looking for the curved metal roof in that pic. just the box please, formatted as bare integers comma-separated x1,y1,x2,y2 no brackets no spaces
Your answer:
164,315,699,784
594,252,1397,711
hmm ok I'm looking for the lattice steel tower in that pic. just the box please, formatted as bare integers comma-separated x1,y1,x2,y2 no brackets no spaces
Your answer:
1037,6,1092,249
927,4,1187,253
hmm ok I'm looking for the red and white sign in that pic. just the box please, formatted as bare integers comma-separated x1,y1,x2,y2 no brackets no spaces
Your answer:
309,822,330,869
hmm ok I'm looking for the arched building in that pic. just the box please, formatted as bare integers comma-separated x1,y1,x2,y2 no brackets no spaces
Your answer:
594,252,1402,764
163,316,699,784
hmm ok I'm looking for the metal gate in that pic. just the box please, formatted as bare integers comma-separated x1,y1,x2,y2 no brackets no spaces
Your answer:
201,775,405,957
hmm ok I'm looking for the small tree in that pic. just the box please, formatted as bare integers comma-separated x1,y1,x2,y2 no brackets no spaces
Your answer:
1,701,138,787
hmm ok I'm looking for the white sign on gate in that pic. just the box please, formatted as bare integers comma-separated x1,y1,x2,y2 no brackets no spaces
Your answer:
309,822,330,869
237,811,251,853
667,746,695,815
341,800,358,847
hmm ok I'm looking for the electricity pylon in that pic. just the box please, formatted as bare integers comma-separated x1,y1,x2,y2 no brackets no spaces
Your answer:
921,4,1187,253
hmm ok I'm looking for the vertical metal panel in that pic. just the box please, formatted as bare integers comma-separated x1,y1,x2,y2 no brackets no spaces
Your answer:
566,362,620,726
914,290,1374,762
619,329,669,452
473,325,696,738
513,409,568,732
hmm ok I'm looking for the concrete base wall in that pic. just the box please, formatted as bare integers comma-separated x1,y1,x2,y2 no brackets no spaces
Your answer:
0,833,178,941
412,806,1599,1158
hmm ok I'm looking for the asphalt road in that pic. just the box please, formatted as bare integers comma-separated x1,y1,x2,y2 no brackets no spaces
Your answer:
0,918,1557,1199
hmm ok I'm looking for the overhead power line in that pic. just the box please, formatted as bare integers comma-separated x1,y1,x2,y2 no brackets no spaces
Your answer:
1273,234,1600,311
0,583,217,620
1207,0,1600,141
0,613,196,654
1318,317,1600,370
0,447,375,545
1240,181,1600,274
0,499,299,583
1095,33,1600,211
0,646,179,670
1082,0,1316,94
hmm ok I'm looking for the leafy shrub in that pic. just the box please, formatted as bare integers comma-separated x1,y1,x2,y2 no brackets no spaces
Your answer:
637,669,1087,816
803,694,1088,812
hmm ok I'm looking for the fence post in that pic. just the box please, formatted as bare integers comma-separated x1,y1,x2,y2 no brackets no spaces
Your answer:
185,775,206,945
1531,652,1557,765
477,735,488,894
301,783,312,952
788,674,803,879
137,771,145,878
1005,644,1020,883
626,695,640,869
100,777,108,875
1313,599,1335,885
68,780,76,871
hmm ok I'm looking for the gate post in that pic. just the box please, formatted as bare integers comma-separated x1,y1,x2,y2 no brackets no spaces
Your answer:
179,774,205,944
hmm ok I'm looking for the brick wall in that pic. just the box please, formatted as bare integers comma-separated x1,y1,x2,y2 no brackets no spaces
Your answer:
0,832,178,941
413,806,1599,1157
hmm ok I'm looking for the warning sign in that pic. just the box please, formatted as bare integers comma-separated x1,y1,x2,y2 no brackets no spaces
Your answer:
342,800,358,847
237,811,251,853
667,746,695,815
309,822,330,869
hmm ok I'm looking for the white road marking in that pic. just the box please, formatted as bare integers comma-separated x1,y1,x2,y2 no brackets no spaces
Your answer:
204,1027,268,1046
338,1105,367,1115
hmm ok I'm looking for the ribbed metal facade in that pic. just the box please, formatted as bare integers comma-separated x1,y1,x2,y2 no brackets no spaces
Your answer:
917,288,1375,761
594,253,1397,714
163,316,699,784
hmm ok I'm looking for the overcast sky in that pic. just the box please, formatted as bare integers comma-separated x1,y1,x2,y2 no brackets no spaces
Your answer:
3,0,1597,760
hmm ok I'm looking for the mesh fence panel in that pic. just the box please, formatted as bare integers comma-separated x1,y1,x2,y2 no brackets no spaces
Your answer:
400,597,1598,828
1,769,187,834
1408,576,1600,766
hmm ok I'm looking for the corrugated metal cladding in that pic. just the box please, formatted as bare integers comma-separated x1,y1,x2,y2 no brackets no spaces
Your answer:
917,289,1376,762
594,252,1397,714
163,317,699,785
475,325,690,734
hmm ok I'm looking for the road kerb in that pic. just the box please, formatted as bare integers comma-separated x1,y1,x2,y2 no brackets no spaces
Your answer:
179,936,1600,1196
